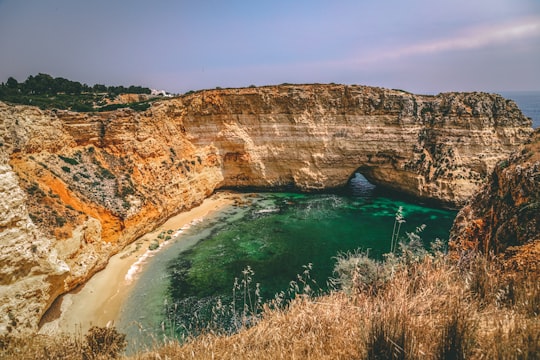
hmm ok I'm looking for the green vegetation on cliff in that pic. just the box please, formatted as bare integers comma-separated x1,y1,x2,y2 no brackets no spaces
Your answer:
0,73,155,112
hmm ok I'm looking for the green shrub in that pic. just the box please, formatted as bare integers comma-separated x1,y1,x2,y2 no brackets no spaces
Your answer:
130,102,151,112
55,216,66,227
100,167,115,179
27,183,43,196
59,154,79,165
332,250,385,294
121,185,135,196
71,102,93,112
149,240,159,251
0,73,152,112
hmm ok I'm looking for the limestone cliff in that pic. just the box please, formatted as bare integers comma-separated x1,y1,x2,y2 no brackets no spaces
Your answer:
178,85,531,205
0,102,223,335
0,84,532,335
450,129,540,256
0,154,69,334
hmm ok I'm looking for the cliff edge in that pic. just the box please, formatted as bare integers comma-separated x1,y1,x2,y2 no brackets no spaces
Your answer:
0,84,532,334
450,129,540,264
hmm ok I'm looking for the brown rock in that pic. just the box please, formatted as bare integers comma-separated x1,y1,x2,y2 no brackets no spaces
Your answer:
450,129,540,254
0,84,532,334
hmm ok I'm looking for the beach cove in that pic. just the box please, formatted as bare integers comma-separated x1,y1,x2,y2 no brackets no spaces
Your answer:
111,182,457,351
33,174,459,354
37,191,237,336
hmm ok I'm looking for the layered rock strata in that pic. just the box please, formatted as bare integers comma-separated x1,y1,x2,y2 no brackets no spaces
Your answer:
450,129,540,255
0,84,532,334
179,85,531,204
0,102,223,335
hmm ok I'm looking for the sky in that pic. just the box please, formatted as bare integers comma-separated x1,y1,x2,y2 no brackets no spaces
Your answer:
0,0,539,94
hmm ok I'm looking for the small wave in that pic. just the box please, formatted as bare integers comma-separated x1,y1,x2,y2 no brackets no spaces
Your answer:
124,218,204,283
125,251,152,283
255,208,280,214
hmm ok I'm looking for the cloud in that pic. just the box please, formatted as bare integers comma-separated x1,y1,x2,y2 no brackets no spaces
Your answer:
203,15,540,93
349,16,540,66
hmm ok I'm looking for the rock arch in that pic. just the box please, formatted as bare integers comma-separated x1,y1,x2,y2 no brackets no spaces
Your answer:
178,84,532,208
0,84,532,334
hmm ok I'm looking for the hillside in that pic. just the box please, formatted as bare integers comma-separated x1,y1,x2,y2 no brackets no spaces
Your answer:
0,73,155,112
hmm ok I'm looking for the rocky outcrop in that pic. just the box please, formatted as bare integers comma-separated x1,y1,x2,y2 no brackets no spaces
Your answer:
178,85,531,205
0,158,69,334
0,102,223,335
0,84,532,334
450,129,540,254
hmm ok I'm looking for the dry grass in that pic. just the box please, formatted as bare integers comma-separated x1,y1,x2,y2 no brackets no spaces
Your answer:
2,250,538,359
133,251,539,360
0,326,126,360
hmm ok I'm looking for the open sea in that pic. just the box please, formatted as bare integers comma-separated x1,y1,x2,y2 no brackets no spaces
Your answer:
117,91,539,351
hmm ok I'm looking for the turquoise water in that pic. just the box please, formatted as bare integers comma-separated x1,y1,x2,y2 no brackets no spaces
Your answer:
118,176,456,350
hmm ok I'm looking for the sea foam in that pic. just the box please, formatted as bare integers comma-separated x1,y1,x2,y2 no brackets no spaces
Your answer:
124,218,203,283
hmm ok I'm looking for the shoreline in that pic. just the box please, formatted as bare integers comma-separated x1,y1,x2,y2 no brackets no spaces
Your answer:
38,191,237,335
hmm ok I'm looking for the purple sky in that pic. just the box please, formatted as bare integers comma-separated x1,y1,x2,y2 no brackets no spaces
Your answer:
0,0,539,94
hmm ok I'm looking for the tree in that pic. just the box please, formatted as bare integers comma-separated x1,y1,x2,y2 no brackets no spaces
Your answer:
24,73,54,94
6,77,18,89
66,80,82,94
93,84,107,93
53,77,70,94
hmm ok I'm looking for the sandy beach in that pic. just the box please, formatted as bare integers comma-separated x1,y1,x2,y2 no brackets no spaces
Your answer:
38,191,236,335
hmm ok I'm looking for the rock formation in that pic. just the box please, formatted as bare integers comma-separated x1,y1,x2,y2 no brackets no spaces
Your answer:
0,84,532,334
178,85,531,204
450,129,540,256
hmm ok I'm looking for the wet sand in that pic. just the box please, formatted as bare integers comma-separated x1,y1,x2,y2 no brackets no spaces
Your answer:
39,191,235,335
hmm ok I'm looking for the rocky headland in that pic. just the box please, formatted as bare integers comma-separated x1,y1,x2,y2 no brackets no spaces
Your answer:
450,128,540,267
0,84,533,335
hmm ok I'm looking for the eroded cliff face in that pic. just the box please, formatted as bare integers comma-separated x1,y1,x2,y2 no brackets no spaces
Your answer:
0,84,532,335
0,155,69,334
178,85,531,205
0,102,223,335
450,129,540,256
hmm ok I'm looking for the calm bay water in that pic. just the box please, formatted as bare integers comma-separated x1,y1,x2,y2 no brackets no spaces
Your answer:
117,175,456,351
